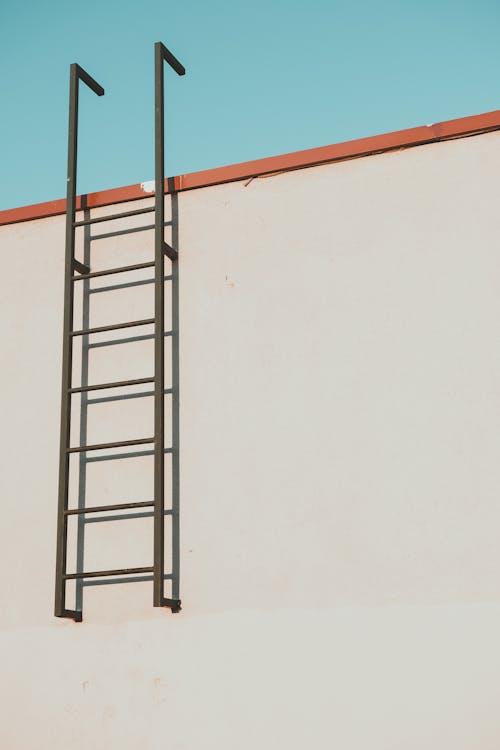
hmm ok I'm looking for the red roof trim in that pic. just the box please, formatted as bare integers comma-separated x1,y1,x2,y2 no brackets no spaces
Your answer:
1,109,499,227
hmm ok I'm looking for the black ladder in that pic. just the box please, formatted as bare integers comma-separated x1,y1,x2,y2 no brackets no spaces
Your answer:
54,43,185,621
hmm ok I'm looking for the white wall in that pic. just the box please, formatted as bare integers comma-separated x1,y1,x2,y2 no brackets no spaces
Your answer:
0,131,500,749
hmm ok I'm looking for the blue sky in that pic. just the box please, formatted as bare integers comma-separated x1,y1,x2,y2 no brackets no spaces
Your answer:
0,0,498,210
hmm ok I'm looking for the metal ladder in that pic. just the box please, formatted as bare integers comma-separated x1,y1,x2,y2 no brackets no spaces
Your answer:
54,43,185,622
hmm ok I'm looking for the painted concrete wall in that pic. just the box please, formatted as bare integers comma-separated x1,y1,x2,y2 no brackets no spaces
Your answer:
0,131,500,749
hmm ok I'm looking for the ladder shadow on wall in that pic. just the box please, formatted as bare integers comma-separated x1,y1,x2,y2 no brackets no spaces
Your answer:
74,187,180,612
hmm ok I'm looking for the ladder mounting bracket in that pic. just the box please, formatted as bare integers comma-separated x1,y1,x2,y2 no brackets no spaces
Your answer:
73,259,91,275
163,241,178,261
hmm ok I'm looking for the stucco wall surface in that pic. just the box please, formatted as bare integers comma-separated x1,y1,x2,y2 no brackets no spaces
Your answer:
0,131,499,749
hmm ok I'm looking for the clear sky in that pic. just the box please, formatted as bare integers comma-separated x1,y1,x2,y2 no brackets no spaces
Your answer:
0,0,498,210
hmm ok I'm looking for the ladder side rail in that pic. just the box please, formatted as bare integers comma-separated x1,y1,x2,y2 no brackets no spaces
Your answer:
153,42,184,610
54,64,104,621
76,196,92,613
171,193,180,603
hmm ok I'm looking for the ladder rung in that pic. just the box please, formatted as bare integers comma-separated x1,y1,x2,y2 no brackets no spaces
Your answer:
89,274,172,295
65,501,154,515
72,261,155,281
87,386,172,405
68,437,154,453
88,330,172,349
71,318,155,337
73,206,155,227
65,566,154,580
70,376,154,394
85,447,172,463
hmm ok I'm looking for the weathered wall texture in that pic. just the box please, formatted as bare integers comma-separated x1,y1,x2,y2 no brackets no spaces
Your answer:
0,131,499,749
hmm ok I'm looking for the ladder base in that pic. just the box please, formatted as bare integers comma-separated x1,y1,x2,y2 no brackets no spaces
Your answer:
56,601,180,619
159,597,182,613
57,609,83,622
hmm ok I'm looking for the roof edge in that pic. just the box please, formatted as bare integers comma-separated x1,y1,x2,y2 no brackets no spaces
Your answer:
1,109,499,227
